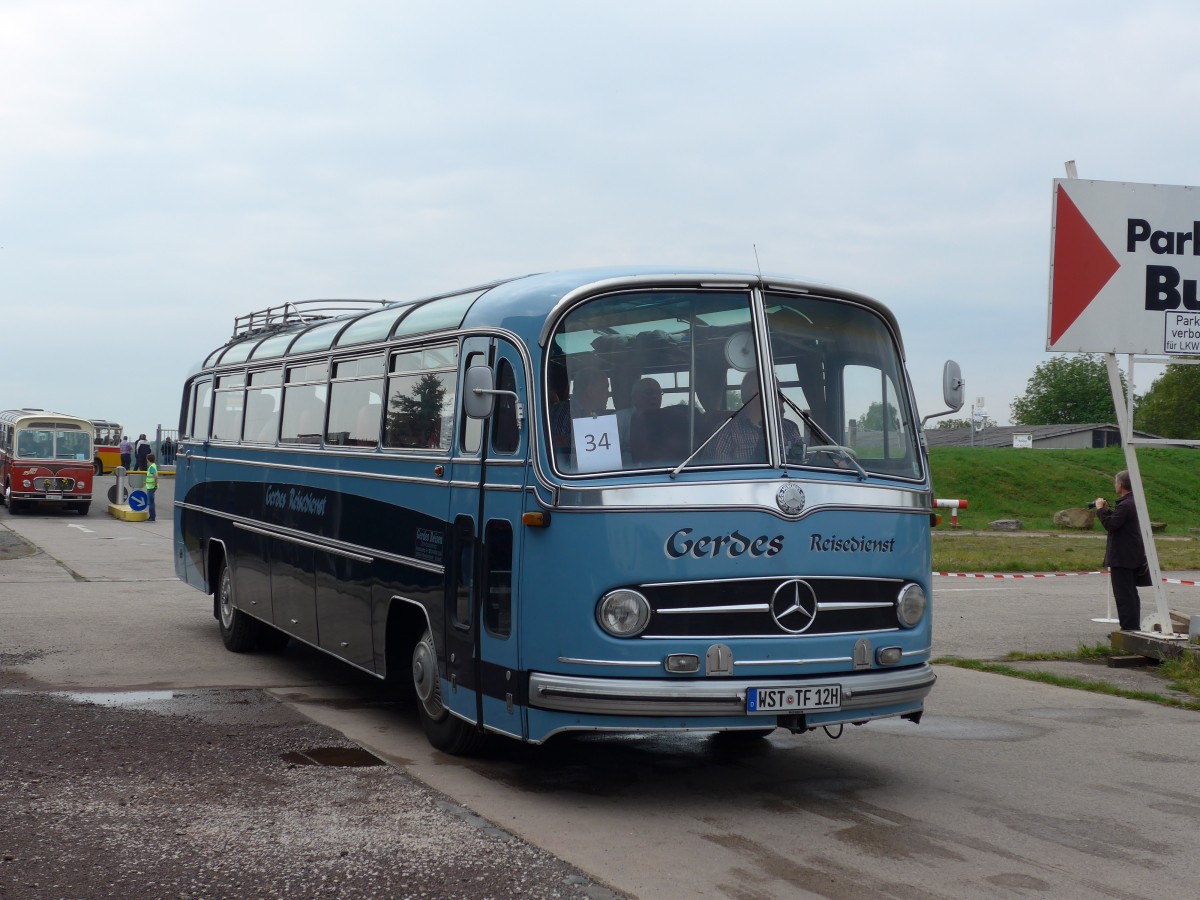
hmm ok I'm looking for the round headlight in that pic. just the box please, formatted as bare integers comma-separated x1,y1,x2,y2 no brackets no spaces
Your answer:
897,583,927,627
596,589,651,637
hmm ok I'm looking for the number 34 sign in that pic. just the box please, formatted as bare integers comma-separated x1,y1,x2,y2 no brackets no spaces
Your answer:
572,414,621,472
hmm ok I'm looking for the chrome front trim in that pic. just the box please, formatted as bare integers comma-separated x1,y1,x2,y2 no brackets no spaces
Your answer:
640,627,900,641
902,646,932,657
654,601,892,616
552,480,930,518
528,664,935,716
642,574,904,588
657,604,770,615
734,656,853,667
557,657,663,668
819,601,895,611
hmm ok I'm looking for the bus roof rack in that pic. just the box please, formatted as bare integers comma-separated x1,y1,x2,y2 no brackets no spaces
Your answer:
232,299,391,338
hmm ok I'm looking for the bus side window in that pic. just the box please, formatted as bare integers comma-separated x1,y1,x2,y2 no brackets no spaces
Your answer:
491,358,519,455
193,380,213,441
452,515,474,629
484,519,512,638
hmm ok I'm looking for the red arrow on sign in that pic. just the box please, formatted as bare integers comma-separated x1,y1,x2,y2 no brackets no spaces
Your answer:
1049,184,1122,346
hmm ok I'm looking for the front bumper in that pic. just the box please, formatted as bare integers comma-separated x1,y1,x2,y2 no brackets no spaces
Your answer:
528,663,935,717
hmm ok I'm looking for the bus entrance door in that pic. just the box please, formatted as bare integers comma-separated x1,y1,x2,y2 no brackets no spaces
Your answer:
442,338,529,740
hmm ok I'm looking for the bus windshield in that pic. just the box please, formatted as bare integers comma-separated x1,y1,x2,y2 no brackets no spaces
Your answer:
17,427,91,461
547,289,919,478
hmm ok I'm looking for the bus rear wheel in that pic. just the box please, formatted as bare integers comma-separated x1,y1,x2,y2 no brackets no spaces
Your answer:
412,628,485,755
216,560,259,653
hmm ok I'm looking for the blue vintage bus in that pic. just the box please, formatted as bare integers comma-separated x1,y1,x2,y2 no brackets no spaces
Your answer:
174,268,962,753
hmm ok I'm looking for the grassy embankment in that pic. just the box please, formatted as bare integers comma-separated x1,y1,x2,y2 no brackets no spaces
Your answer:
928,446,1200,572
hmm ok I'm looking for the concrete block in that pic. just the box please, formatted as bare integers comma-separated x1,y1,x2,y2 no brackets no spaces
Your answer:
108,503,149,522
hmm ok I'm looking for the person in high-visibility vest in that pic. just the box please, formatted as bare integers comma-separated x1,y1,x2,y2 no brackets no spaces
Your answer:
145,453,158,522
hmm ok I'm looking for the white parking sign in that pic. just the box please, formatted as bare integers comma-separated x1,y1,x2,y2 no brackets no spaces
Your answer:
1048,177,1200,354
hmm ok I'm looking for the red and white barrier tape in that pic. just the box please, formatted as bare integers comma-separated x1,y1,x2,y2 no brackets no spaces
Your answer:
935,571,1200,586
935,571,1103,579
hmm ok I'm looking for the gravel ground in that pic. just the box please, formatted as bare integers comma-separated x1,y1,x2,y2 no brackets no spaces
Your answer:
0,680,620,900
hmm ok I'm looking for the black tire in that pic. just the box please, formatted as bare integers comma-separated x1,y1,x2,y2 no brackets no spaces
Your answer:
94,459,102,475
216,560,259,652
411,628,485,755
74,502,90,516
256,624,290,653
8,498,22,515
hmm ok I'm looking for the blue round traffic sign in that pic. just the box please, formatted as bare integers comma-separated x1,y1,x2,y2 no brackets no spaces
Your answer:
128,490,149,512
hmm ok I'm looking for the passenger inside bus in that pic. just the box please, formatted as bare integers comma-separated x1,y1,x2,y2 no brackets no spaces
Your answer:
616,377,663,462
550,365,610,454
710,370,801,463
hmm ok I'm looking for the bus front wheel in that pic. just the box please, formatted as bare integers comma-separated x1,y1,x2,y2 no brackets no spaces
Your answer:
412,629,484,755
216,560,259,653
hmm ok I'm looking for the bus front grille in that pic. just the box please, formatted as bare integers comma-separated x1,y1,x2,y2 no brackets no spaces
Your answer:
638,577,902,639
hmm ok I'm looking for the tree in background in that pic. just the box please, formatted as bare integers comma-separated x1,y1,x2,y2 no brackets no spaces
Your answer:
1010,354,1124,425
1135,359,1200,438
934,417,972,429
857,401,900,432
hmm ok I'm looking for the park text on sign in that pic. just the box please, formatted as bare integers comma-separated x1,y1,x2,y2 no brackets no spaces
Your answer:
1047,178,1200,354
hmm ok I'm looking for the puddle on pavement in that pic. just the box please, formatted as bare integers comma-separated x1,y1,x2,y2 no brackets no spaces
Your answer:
55,690,175,707
281,746,386,767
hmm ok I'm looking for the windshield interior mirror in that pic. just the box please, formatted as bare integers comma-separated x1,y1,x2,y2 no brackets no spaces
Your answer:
462,365,495,419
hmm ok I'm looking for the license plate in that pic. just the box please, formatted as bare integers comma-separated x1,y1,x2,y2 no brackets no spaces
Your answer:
747,684,840,714
46,492,62,499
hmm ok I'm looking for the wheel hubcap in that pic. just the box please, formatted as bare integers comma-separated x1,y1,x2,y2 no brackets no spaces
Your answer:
412,633,446,719
219,571,234,628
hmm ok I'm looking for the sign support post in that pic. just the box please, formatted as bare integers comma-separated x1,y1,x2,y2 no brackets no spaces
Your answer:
1103,353,1172,633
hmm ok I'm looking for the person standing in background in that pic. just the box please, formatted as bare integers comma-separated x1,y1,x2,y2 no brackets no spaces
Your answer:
119,435,132,471
1095,469,1150,631
134,434,150,471
144,453,158,522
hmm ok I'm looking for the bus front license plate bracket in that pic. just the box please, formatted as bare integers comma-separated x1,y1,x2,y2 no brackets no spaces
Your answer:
747,685,840,714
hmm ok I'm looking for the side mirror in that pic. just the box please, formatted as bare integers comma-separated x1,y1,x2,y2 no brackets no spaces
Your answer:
942,360,964,412
462,365,495,419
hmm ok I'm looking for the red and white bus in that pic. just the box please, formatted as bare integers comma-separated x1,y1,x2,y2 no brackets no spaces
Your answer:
0,409,94,515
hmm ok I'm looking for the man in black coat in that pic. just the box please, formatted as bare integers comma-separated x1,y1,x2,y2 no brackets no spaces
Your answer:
1095,470,1148,631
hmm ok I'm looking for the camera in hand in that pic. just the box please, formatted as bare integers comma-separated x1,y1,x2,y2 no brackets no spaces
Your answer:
1087,500,1098,509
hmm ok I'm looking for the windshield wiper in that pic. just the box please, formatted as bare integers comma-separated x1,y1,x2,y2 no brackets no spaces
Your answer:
669,396,755,479
777,390,868,481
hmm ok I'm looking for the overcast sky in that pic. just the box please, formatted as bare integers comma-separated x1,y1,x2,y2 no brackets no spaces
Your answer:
3,0,1198,439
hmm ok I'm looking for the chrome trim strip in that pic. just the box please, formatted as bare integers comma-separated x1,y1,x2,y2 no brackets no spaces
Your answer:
537,273,760,346
654,601,893,616
234,521,373,563
902,646,932,657
640,627,900,640
734,656,853,667
818,601,895,611
557,657,663,668
656,604,769,615
528,664,935,716
552,480,931,517
177,501,445,574
641,574,905,589
202,453,449,488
